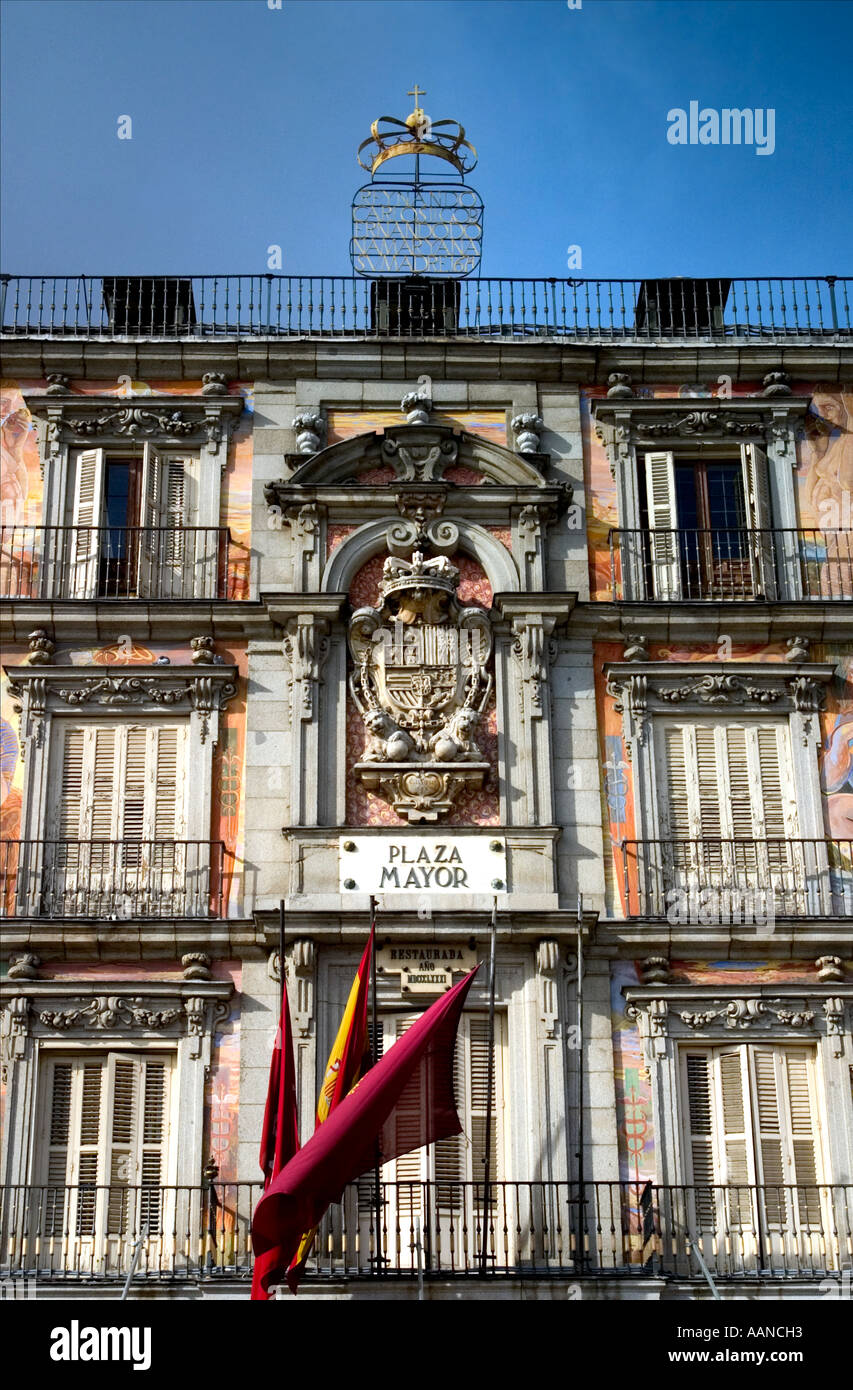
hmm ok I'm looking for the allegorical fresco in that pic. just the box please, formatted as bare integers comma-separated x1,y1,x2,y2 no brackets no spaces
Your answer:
0,378,254,598
0,378,253,911
0,956,242,1183
582,383,853,603
610,959,824,1183
0,639,248,917
586,383,853,1181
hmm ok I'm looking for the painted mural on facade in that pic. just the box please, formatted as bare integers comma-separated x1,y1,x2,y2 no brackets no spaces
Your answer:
611,959,825,1184
0,378,253,599
582,383,852,603
326,407,506,449
0,640,248,917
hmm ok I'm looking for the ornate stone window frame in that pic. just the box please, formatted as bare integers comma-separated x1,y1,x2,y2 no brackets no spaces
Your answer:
0,976,233,1190
592,395,812,601
25,391,243,533
6,663,238,850
623,983,853,1188
603,659,835,852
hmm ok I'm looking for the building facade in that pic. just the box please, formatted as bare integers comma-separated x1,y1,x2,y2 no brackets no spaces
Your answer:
1,257,851,1299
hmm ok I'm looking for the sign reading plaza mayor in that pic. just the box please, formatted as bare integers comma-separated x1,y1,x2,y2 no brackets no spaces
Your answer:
339,833,507,895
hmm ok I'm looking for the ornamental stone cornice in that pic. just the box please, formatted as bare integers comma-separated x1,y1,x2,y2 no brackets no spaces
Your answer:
604,661,834,711
604,660,834,757
5,663,238,745
25,392,243,458
623,984,853,1058
591,394,812,447
0,977,233,1075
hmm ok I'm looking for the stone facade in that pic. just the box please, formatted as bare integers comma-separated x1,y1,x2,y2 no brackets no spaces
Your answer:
1,316,851,1299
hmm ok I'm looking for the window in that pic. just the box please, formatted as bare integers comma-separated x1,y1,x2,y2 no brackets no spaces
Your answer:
359,1011,506,1266
68,446,194,598
39,1052,172,1268
643,444,775,599
656,719,803,909
682,1044,824,1243
47,722,188,916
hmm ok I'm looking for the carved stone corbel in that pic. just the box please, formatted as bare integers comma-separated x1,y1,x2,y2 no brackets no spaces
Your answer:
184,996,230,1063
290,940,315,1038
823,997,846,1056
536,939,560,1039
284,615,331,721
511,615,556,721
0,996,30,1078
605,671,648,759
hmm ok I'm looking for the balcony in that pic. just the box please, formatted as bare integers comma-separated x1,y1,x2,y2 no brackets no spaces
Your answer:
609,528,853,602
616,838,853,919
0,525,244,601
1,1180,849,1285
0,840,226,919
1,275,849,340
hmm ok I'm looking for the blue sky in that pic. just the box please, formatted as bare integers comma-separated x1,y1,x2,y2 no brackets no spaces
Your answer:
1,0,851,277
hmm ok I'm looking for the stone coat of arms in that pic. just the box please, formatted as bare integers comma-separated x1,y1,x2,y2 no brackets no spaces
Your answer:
348,550,492,822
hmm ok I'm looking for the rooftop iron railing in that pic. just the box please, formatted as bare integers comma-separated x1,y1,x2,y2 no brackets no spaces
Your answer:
1,1180,850,1283
0,525,246,601
1,275,849,339
616,838,853,919
608,528,853,602
0,839,227,919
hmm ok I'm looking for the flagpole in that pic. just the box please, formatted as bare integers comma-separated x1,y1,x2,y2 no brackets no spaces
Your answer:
278,899,285,1014
575,892,586,1271
369,893,382,1274
479,897,497,1276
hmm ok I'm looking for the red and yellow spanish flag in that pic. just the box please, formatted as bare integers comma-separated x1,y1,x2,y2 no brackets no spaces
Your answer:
252,965,478,1298
285,925,374,1291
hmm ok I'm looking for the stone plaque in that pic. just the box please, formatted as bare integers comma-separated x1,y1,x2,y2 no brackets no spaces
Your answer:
377,942,479,996
339,834,506,895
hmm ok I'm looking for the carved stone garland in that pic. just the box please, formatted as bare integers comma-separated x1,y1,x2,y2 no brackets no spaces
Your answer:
348,547,493,822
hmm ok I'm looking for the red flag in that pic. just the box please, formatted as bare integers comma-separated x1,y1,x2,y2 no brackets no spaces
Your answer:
251,964,479,1297
250,979,300,1300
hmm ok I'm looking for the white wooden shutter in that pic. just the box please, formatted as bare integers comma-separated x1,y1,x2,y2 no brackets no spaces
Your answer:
53,726,183,842
658,721,796,894
373,1012,505,1195
750,1047,821,1228
70,448,105,598
41,1054,171,1241
741,442,777,599
644,451,681,599
684,1045,822,1232
684,1053,716,1229
138,452,188,597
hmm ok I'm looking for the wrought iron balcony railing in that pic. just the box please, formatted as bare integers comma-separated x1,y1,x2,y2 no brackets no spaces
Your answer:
1,1180,850,1283
0,840,226,919
608,528,853,602
0,525,245,601
616,838,853,919
1,275,849,340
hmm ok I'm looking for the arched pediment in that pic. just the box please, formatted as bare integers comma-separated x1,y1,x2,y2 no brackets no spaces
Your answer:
288,423,549,488
321,517,519,594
